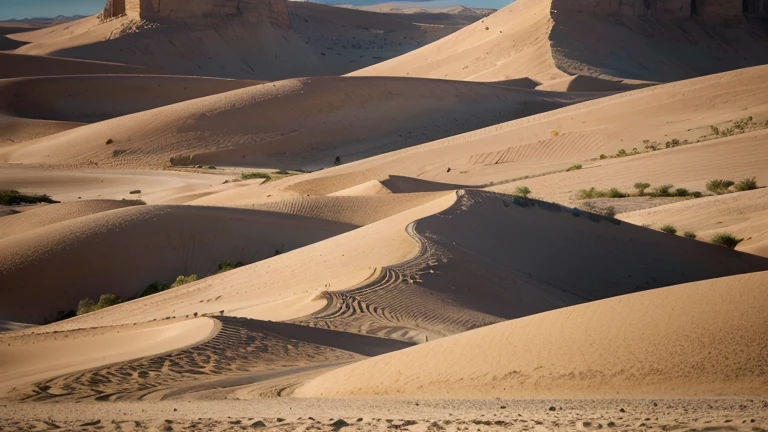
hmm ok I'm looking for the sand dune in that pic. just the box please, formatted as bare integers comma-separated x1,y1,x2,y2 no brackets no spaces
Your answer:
0,75,259,124
0,318,217,395
0,76,591,170
289,190,768,342
351,0,768,83
0,166,227,204
0,205,354,323
263,65,768,198
0,200,141,240
535,75,657,92
620,188,768,257
7,2,480,80
295,271,768,398
0,52,150,79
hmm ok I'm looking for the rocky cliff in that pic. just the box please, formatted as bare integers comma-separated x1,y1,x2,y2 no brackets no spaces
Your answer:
103,0,289,27
552,0,754,22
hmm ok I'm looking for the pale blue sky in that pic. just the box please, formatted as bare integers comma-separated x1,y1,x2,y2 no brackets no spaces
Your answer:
0,0,512,20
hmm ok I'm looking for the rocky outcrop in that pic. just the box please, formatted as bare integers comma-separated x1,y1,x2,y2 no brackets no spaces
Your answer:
102,0,289,27
553,0,753,22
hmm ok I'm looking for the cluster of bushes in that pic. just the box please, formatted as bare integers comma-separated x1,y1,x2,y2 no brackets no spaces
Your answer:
708,117,767,139
0,190,59,206
580,202,617,218
77,294,123,316
566,164,582,172
577,187,628,199
235,170,299,184
706,177,758,195
654,225,743,249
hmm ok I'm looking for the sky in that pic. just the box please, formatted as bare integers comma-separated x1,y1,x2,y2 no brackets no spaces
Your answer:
0,0,512,21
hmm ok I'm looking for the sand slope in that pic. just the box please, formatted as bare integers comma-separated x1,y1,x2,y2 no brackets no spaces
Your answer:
0,200,141,240
8,3,480,80
0,52,150,79
0,205,355,323
1,76,590,169
295,271,768,398
620,188,768,257
351,0,768,83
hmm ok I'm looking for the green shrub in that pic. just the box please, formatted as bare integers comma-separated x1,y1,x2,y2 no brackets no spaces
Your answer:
660,224,677,235
616,149,629,157
577,187,599,199
599,154,608,160
651,184,674,197
711,233,743,249
733,176,758,192
691,191,703,198
566,164,582,172
241,172,272,182
514,186,531,198
602,206,617,218
273,170,291,175
706,179,735,195
0,190,58,205
607,188,628,198
216,261,244,274
169,155,194,166
634,182,651,196
674,188,689,197
141,282,169,298
171,274,198,288
76,294,122,316
683,231,697,239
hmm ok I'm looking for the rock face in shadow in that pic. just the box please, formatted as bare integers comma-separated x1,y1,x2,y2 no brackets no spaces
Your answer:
553,0,758,22
103,0,290,27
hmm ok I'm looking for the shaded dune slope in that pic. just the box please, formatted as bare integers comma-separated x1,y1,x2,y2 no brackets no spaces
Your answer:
0,205,355,323
2,76,591,170
0,75,260,123
350,0,768,83
0,200,143,240
0,52,150,79
295,271,768,398
290,190,768,342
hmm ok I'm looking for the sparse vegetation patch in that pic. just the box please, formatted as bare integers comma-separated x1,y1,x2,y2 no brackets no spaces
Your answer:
514,186,531,198
659,224,677,235
711,233,743,249
566,164,582,172
0,190,58,205
77,294,123,316
684,231,697,239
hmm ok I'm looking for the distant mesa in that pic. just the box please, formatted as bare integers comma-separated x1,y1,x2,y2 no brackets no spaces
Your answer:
102,0,290,27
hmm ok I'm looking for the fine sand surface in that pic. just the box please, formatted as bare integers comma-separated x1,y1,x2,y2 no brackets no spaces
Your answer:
295,271,768,398
2,0,768,424
351,0,768,83
6,3,481,81
0,75,259,142
620,188,768,258
0,205,355,323
0,76,592,170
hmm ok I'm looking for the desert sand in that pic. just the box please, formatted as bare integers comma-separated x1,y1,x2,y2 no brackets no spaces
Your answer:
1,0,768,429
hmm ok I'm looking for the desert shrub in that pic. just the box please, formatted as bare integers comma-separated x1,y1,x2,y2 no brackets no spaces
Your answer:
76,294,122,316
112,149,127,157
577,187,600,199
706,179,735,194
0,190,58,205
216,261,244,274
599,154,608,160
674,188,689,197
691,191,703,198
514,186,531,198
607,188,628,198
616,149,629,157
273,170,291,175
566,164,582,172
170,155,194,166
651,184,674,197
659,224,677,235
683,231,697,239
241,172,272,182
105,138,114,145
141,282,169,298
733,176,758,192
711,233,743,249
602,206,617,218
207,165,216,169
171,274,198,288
633,182,651,196
665,138,681,148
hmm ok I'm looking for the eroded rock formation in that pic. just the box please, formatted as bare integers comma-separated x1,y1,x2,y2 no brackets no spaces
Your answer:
102,0,289,27
552,0,760,22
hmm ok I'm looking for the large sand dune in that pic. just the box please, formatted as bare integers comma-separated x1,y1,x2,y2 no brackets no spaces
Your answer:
0,205,354,323
6,2,481,80
351,0,768,83
0,76,591,170
0,52,150,80
295,270,768,398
